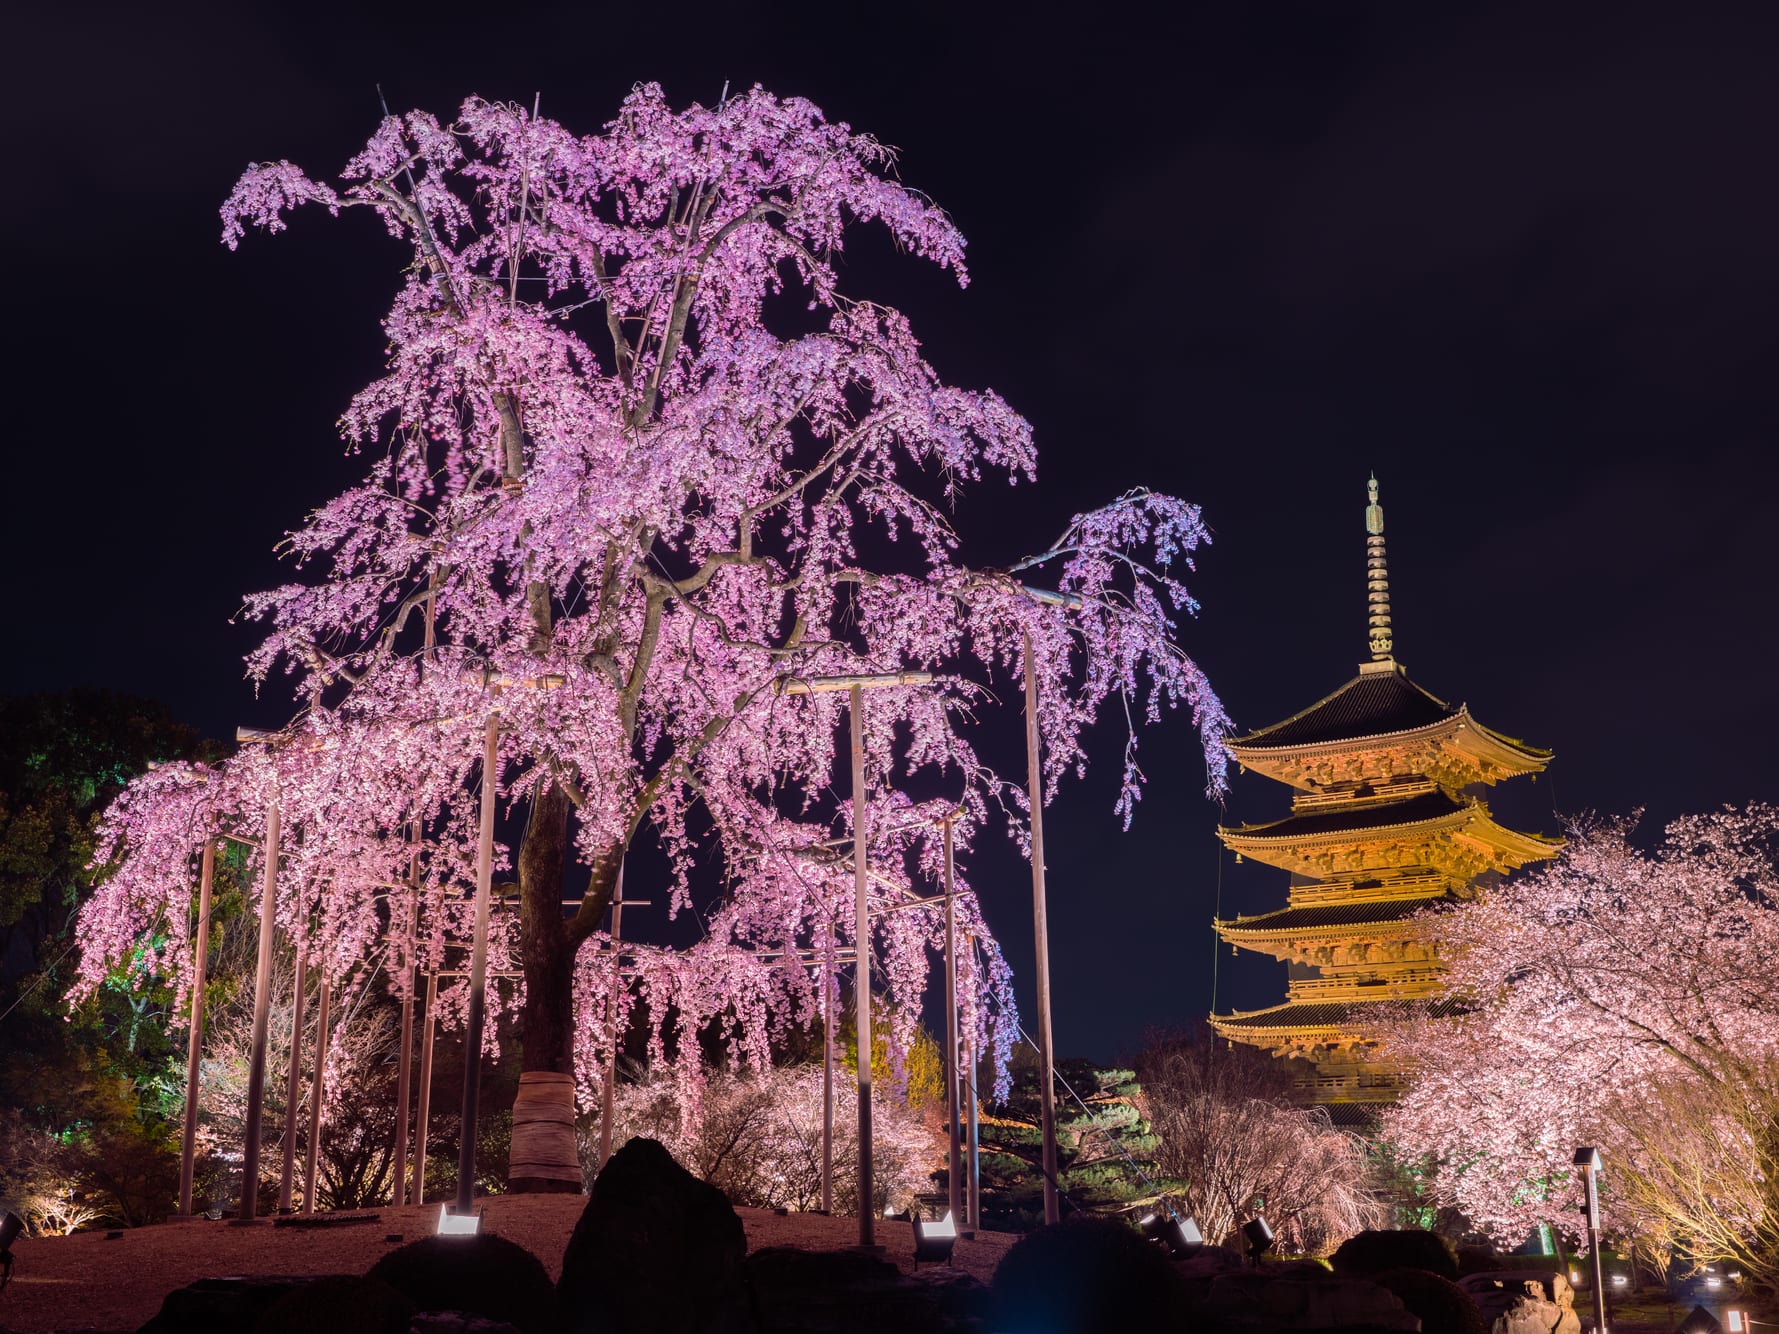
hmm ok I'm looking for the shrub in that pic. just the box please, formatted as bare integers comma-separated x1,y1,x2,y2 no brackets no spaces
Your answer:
1455,1244,1507,1276
1331,1229,1460,1281
366,1233,558,1334
1373,1266,1487,1334
992,1218,1190,1334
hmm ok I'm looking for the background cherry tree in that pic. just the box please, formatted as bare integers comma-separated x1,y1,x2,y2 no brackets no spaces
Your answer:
71,85,1229,1188
1375,806,1779,1282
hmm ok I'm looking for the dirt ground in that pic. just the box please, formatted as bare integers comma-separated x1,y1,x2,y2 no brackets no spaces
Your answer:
0,1196,1017,1334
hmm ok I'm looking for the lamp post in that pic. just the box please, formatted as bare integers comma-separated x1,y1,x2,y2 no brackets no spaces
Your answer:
413,969,439,1203
1574,1146,1607,1334
277,935,309,1213
942,815,962,1231
1021,626,1061,1226
391,827,421,1205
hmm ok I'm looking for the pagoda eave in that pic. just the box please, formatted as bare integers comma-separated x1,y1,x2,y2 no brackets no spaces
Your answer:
1230,706,1551,793
1219,808,1559,880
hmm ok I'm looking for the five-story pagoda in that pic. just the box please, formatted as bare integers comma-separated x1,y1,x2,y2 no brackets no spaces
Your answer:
1209,477,1557,1110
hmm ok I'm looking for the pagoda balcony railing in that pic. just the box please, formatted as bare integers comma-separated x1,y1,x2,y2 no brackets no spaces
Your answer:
1289,872,1452,905
1304,1071,1402,1102
1288,969,1446,1001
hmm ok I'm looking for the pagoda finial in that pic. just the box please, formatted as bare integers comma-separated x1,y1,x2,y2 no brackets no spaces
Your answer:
1365,474,1393,661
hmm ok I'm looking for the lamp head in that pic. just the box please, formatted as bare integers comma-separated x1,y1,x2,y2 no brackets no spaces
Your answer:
1572,1146,1602,1172
1242,1216,1275,1260
0,1210,20,1252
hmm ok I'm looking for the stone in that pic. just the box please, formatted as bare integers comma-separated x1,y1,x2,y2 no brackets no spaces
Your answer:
746,1247,989,1334
1458,1270,1581,1334
250,1275,415,1334
1200,1270,1420,1331
409,1317,526,1334
366,1234,558,1334
557,1136,751,1334
137,1275,353,1334
991,1218,1193,1334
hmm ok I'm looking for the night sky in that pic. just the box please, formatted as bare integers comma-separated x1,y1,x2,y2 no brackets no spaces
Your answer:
8,2,1779,1063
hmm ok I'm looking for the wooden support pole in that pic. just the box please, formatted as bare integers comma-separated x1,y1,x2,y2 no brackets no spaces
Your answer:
851,683,876,1246
963,929,981,1233
1023,631,1061,1227
455,713,499,1217
943,816,962,1228
821,915,835,1216
278,939,308,1213
413,970,438,1204
239,798,281,1221
177,841,215,1216
597,862,625,1170
303,977,332,1211
391,837,419,1205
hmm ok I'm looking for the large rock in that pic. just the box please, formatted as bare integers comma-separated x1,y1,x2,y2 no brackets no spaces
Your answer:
250,1275,415,1334
1457,1271,1581,1334
557,1136,751,1334
992,1218,1193,1334
746,1247,989,1334
1200,1269,1421,1331
367,1234,559,1334
138,1275,353,1334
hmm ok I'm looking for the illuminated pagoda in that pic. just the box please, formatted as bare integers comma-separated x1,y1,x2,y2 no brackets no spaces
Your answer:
1209,476,1557,1110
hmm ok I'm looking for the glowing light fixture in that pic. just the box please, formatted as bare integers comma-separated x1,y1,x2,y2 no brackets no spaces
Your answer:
1142,1212,1204,1259
0,1210,21,1293
1727,1311,1749,1334
436,1205,481,1236
1241,1216,1274,1267
912,1211,958,1270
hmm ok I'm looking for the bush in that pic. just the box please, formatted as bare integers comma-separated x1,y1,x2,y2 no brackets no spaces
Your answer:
1331,1229,1460,1282
992,1218,1191,1334
1373,1267,1486,1334
1455,1244,1507,1276
366,1233,558,1334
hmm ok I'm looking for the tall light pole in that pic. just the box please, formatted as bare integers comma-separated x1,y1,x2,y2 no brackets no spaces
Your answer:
238,795,281,1222
413,969,439,1204
1022,628,1061,1226
391,827,421,1205
1575,1146,1607,1334
454,711,501,1219
302,974,333,1211
277,935,309,1213
778,669,932,1249
176,841,216,1217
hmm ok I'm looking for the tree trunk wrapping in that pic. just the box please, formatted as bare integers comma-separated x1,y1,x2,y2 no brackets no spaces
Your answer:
510,1070,581,1189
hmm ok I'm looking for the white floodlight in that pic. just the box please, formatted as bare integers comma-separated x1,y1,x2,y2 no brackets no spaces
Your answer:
437,1204,481,1236
912,1211,958,1269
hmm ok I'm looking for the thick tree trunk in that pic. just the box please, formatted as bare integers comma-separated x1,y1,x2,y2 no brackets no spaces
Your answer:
508,781,623,1192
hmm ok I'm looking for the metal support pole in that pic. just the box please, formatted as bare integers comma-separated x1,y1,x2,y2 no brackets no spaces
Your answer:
413,970,438,1203
821,915,835,1215
177,841,215,1216
598,862,625,1170
1022,632,1061,1226
943,817,962,1228
302,977,332,1211
850,683,875,1246
392,835,419,1205
455,713,499,1217
278,939,309,1212
240,798,281,1221
964,929,981,1233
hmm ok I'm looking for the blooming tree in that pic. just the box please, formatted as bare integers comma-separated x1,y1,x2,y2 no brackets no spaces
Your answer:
71,85,1229,1188
1376,807,1779,1281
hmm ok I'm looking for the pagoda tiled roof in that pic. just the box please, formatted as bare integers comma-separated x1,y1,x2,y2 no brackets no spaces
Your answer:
1232,668,1456,750
1219,898,1437,934
1225,789,1464,842
1212,994,1465,1032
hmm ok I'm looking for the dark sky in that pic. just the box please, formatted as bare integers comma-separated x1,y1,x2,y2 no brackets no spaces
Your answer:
8,1,1779,1062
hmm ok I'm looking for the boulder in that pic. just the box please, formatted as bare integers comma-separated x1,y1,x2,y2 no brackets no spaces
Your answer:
557,1136,751,1334
409,1317,526,1334
1332,1230,1462,1282
1457,1271,1581,1334
1201,1269,1420,1331
367,1234,558,1334
138,1275,352,1334
746,1247,989,1334
991,1218,1193,1334
250,1275,415,1334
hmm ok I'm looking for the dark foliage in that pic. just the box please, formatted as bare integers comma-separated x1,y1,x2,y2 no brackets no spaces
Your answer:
1372,1266,1487,1334
367,1234,558,1334
991,1217,1192,1334
1331,1229,1461,1282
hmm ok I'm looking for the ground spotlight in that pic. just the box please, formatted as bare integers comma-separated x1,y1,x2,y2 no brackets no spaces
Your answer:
911,1211,958,1270
1727,1311,1750,1334
1141,1212,1204,1259
1242,1216,1274,1267
1677,1306,1725,1334
436,1204,481,1236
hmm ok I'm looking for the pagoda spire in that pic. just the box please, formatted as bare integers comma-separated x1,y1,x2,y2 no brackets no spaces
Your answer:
1365,474,1393,662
